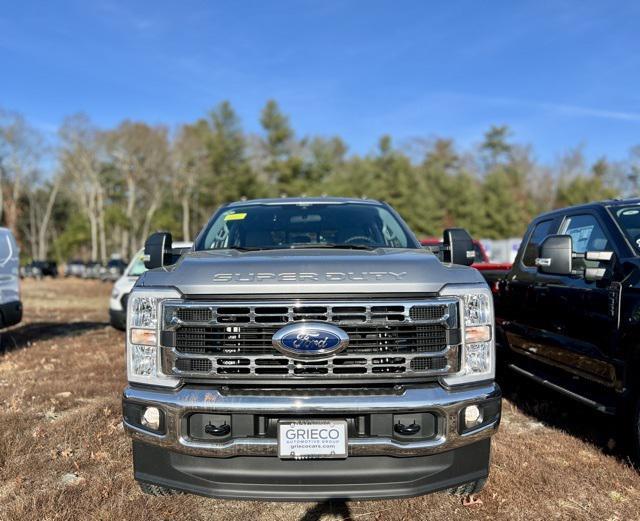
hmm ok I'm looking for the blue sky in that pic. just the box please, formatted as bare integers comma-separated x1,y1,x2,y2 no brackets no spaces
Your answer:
2,0,640,164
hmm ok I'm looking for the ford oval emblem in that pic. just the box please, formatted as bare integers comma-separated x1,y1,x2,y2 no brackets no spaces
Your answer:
272,322,349,359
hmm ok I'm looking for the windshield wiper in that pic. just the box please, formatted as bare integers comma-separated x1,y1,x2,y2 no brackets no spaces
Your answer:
224,246,273,251
288,243,376,250
220,244,377,252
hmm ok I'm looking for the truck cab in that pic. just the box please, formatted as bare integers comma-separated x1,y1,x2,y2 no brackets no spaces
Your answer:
496,198,640,458
122,197,501,500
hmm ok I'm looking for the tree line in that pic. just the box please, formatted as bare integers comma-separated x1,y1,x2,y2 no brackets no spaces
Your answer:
0,101,632,263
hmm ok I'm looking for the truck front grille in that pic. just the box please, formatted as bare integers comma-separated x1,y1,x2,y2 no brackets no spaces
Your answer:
161,299,460,381
173,324,449,354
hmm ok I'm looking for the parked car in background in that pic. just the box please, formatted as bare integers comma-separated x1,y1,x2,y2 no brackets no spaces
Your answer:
421,238,511,292
21,260,58,279
494,198,640,460
109,243,191,330
0,228,21,329
65,259,86,278
83,261,103,279
100,258,128,282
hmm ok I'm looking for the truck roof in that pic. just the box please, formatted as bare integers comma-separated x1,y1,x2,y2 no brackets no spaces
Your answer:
535,197,640,221
224,197,383,208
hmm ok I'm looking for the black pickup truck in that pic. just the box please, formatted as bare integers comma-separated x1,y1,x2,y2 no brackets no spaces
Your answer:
494,198,640,458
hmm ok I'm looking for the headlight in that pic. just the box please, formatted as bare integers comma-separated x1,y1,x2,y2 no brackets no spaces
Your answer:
440,284,494,386
127,288,181,387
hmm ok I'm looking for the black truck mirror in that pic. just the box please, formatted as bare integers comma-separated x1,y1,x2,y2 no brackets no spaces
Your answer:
144,232,173,269
442,228,475,266
535,235,573,275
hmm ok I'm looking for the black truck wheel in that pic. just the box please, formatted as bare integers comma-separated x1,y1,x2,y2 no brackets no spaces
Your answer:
632,395,640,464
139,482,181,496
446,478,487,496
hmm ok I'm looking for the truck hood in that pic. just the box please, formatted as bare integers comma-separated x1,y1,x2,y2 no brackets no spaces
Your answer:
138,248,486,295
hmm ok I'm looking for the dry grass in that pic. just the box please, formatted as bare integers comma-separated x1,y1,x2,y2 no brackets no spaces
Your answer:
0,278,639,520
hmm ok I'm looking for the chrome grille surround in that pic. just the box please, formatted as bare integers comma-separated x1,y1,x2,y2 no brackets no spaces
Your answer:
161,299,460,380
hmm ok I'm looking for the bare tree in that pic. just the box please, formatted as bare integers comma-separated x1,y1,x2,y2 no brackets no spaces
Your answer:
172,120,210,241
19,171,63,260
59,114,104,261
106,122,171,257
24,172,40,258
37,173,63,259
0,109,43,239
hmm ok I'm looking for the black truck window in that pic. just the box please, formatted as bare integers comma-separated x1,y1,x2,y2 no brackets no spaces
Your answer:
522,219,553,267
611,205,640,252
560,214,609,253
560,214,611,271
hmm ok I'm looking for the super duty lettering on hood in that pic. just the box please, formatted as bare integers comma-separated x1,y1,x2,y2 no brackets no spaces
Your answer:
212,271,408,282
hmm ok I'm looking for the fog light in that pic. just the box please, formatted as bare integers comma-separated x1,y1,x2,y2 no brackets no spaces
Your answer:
464,405,483,429
141,406,161,431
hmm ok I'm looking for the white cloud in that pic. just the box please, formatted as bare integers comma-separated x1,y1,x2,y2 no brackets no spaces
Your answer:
439,93,640,123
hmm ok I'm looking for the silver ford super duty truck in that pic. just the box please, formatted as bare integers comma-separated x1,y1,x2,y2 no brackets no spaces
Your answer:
122,197,501,501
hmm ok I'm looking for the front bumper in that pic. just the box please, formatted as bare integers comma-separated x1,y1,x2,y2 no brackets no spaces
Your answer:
123,382,500,500
132,438,491,501
123,383,500,458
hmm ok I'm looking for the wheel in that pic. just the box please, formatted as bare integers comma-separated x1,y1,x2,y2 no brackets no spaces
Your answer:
109,315,126,331
631,395,640,465
446,478,487,496
139,482,181,496
109,309,126,331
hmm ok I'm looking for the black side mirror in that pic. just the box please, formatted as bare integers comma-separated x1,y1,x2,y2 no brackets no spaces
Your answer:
144,232,173,269
442,228,475,266
535,235,572,275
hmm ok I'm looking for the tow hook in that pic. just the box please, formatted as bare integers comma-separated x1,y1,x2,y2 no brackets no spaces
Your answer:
394,421,421,436
205,422,231,436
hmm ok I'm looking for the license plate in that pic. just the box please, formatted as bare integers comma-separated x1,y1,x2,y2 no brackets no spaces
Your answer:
278,420,348,459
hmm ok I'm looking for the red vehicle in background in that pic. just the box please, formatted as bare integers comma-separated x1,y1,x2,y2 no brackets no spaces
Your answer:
420,238,512,292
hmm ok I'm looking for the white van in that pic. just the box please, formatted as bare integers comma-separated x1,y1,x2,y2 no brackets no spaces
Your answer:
0,228,22,328
109,242,192,330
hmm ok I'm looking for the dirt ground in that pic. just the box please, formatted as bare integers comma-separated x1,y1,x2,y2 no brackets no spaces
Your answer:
0,278,639,520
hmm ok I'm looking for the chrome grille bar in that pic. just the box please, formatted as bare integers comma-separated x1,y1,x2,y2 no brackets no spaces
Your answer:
164,299,457,328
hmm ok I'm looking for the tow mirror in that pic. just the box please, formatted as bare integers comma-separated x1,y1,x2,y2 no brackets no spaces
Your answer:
144,232,173,270
536,235,613,281
584,250,613,281
442,228,475,266
585,250,614,262
535,235,572,275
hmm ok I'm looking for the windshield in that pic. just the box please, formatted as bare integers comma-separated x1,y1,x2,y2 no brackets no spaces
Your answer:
128,251,148,277
197,202,417,251
612,205,640,251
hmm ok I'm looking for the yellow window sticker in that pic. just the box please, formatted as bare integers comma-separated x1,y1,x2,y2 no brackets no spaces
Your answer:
224,212,247,221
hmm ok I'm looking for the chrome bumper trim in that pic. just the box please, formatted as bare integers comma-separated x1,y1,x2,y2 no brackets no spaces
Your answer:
123,383,500,457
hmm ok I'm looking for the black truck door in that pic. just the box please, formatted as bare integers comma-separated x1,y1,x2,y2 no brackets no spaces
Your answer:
499,218,556,357
533,212,619,387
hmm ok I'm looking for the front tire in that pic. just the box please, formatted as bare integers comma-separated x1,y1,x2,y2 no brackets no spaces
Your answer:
631,395,640,465
447,478,487,496
139,482,181,496
109,309,126,331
